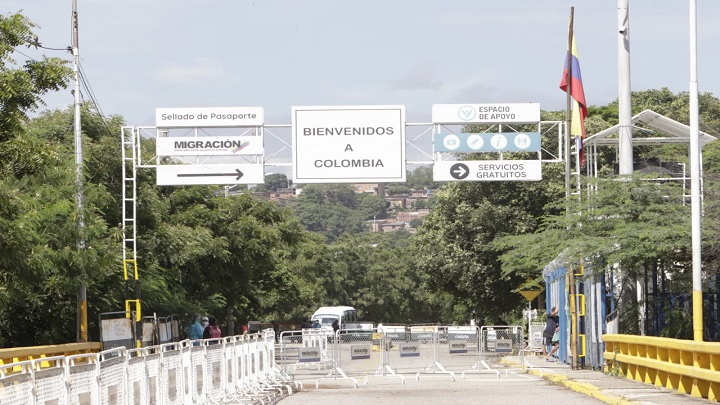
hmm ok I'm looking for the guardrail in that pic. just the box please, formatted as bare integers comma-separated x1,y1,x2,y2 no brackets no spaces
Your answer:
603,334,720,401
0,342,101,367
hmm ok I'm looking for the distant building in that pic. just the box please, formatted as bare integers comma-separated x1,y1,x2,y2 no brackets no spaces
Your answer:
352,184,379,195
387,197,406,209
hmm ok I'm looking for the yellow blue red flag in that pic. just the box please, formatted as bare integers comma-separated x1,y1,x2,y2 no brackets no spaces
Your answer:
559,33,587,165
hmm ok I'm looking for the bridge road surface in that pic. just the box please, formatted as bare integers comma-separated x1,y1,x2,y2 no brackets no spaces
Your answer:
275,373,605,405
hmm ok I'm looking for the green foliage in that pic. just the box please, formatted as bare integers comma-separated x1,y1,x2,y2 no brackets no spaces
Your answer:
356,192,387,220
306,232,433,323
496,175,691,282
289,184,367,241
1,19,719,350
0,112,122,346
254,173,289,192
386,185,411,195
607,347,623,377
406,165,440,190
411,164,565,324
0,13,71,141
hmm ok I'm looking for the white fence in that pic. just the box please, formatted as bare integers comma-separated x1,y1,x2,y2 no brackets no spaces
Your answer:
0,330,299,405
278,325,525,384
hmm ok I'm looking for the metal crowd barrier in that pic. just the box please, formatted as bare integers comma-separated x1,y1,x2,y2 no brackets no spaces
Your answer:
278,325,525,386
0,330,301,405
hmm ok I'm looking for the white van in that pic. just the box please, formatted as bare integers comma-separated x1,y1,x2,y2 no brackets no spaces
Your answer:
310,306,359,333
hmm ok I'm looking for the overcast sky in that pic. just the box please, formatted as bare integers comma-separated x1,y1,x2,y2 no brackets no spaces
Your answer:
7,1,720,126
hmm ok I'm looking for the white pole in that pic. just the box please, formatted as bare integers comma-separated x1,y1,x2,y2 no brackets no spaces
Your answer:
689,0,703,342
618,0,633,175
528,301,532,345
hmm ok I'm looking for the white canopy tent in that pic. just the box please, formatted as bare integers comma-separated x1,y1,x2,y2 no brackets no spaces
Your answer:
585,109,716,147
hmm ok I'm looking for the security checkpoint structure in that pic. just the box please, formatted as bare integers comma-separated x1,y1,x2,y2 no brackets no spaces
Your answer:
0,324,530,404
0,103,564,403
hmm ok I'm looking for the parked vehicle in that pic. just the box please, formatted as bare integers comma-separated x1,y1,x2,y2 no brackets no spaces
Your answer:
310,306,372,339
311,306,357,330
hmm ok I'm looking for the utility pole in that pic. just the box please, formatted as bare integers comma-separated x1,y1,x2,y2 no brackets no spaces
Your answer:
72,0,88,342
689,0,703,342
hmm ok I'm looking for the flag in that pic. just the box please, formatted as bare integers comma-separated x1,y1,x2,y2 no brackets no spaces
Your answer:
560,32,587,166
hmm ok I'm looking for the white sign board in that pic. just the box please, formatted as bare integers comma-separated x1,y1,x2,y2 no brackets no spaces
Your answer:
101,318,134,341
156,136,263,156
292,106,406,183
432,103,540,124
156,164,264,185
433,160,542,182
155,107,264,128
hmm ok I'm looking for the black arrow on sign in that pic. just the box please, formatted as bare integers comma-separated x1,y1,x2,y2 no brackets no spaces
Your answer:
450,163,470,180
177,169,244,180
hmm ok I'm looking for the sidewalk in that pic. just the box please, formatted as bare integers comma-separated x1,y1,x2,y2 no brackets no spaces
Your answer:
501,354,712,404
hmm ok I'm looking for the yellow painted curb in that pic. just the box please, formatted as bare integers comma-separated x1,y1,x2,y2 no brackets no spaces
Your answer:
500,358,638,405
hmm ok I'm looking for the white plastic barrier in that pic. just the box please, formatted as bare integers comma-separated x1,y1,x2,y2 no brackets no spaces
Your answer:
67,352,99,404
32,356,67,404
126,349,148,405
98,347,127,404
0,361,34,404
0,330,294,405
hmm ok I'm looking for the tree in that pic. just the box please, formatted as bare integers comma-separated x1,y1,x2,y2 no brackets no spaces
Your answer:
0,13,71,143
308,232,433,323
356,192,387,221
497,175,691,277
264,173,289,191
411,163,565,324
495,175,693,335
0,104,124,346
406,166,440,190
385,185,411,195
409,218,424,228
289,184,367,241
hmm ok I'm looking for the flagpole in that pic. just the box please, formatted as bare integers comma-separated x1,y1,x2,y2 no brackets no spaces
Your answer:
564,9,573,203
565,6,578,370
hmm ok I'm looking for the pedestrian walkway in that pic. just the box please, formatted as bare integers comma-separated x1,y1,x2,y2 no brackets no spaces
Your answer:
501,354,711,404
276,354,714,404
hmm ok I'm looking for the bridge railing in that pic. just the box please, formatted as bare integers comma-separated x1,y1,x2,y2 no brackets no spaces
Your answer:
603,334,720,401
0,330,298,405
0,342,101,368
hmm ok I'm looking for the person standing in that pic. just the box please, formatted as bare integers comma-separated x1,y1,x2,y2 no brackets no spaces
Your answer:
547,325,561,360
203,316,222,339
542,306,559,359
187,313,205,344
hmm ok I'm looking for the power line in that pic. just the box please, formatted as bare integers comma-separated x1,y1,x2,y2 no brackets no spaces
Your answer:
12,36,116,140
78,61,115,137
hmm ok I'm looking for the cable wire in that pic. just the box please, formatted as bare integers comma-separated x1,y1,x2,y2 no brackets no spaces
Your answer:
78,61,115,137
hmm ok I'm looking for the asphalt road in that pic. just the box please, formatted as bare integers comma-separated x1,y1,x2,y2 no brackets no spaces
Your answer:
276,373,605,405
